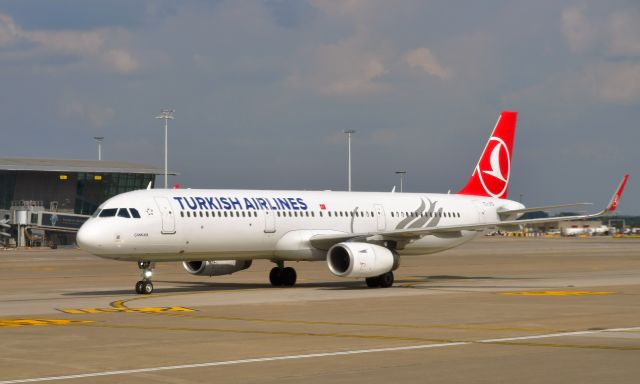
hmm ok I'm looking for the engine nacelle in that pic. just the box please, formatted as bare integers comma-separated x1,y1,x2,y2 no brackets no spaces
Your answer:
182,260,252,277
327,242,399,278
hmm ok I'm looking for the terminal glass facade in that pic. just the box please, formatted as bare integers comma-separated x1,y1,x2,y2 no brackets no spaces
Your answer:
75,172,154,215
0,171,17,211
0,171,155,215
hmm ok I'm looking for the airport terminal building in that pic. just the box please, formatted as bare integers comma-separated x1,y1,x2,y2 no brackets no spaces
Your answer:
0,157,170,247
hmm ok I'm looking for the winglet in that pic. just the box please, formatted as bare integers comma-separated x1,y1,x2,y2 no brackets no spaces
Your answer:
605,174,629,213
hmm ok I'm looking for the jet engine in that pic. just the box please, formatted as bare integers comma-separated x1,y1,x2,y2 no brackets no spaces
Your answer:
327,242,399,278
182,260,252,276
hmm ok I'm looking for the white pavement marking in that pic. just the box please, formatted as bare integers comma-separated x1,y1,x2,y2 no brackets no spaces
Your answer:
478,331,596,343
1,326,638,384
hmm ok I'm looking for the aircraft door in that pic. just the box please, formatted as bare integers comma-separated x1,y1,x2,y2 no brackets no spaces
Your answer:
374,204,386,231
154,197,176,234
472,200,487,224
264,210,276,233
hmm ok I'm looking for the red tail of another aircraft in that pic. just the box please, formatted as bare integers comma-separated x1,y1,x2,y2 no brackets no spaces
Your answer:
458,111,518,199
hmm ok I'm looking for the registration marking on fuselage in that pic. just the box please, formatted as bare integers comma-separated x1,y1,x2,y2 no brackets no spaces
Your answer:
0,319,94,328
58,306,196,314
500,291,614,296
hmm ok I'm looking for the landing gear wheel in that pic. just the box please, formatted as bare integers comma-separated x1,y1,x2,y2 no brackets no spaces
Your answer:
135,261,155,294
282,267,297,287
379,271,394,288
141,281,154,294
269,267,283,286
365,276,381,288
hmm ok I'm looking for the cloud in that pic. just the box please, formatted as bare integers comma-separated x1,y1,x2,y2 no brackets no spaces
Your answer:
609,10,640,57
0,13,139,73
60,101,115,128
287,35,389,96
370,129,399,145
586,61,640,104
0,14,19,45
405,47,452,80
562,6,597,53
102,49,138,73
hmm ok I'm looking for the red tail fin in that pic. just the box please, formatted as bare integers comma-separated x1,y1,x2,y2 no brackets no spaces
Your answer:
458,111,518,199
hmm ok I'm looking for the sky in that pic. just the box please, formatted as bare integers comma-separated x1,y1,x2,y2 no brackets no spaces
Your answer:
0,0,638,214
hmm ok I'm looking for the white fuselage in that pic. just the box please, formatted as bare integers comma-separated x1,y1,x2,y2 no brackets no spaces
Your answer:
77,189,524,262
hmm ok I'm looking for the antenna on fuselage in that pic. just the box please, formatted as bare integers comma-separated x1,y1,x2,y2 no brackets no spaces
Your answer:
391,186,396,193
146,181,153,190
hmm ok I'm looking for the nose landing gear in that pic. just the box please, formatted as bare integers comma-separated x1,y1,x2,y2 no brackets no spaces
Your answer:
135,261,155,294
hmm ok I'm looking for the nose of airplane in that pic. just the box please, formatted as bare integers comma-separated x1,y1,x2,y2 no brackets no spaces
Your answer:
76,221,104,253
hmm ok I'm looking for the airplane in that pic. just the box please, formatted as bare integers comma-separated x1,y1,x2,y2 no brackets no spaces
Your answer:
76,111,630,294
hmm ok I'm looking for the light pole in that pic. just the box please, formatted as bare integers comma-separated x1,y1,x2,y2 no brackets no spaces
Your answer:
156,108,175,189
344,129,355,192
395,170,406,192
93,137,104,160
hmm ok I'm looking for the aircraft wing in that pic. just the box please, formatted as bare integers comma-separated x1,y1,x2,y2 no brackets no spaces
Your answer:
497,203,592,217
310,175,629,250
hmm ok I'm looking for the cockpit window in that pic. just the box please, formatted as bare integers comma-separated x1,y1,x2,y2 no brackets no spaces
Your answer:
91,209,101,218
99,208,118,217
117,208,131,218
130,208,141,218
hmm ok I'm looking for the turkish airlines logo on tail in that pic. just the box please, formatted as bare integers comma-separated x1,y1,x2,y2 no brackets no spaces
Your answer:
458,111,517,199
476,137,510,198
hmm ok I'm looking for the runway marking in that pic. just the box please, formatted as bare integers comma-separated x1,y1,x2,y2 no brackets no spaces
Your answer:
81,322,456,343
0,319,94,328
0,342,470,383
58,306,196,314
104,295,565,333
500,291,614,296
1,326,639,383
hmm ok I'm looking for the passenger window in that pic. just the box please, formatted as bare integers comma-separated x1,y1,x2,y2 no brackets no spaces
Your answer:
180,211,184,218
99,208,117,217
187,211,191,218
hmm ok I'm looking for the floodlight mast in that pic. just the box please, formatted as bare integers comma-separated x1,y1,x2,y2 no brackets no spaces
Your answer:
155,109,175,189
395,170,406,192
93,137,104,161
344,130,355,192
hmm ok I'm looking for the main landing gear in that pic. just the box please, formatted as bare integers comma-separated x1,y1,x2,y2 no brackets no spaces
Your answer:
135,261,154,294
365,271,394,288
269,261,297,287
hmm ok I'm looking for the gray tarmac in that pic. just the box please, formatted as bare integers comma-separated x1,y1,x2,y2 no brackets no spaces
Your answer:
1,237,639,383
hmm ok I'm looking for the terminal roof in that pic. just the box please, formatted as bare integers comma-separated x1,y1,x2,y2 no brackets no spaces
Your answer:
0,157,177,175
